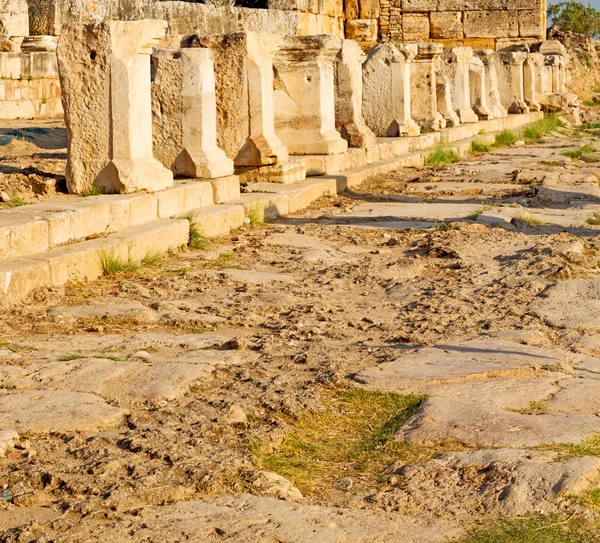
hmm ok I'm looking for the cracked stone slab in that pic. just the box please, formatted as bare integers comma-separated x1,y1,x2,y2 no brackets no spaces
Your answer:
382,449,600,518
395,397,600,448
547,378,600,416
0,390,128,434
531,279,600,330
47,300,159,323
66,494,461,542
355,338,570,392
0,358,213,404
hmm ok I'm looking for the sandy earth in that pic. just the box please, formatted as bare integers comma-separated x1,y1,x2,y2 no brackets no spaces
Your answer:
2,117,600,540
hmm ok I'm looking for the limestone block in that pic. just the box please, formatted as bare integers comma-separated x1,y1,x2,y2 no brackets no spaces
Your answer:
362,43,420,137
464,11,518,39
506,0,543,8
191,32,289,167
468,55,492,120
0,0,28,37
402,14,430,41
498,51,529,114
523,52,543,112
430,12,463,39
444,47,479,124
436,75,460,127
345,19,378,43
518,10,544,38
475,50,507,119
359,0,380,19
274,35,348,155
402,0,436,12
410,43,446,132
58,20,174,195
335,39,376,149
439,0,504,9
345,0,359,19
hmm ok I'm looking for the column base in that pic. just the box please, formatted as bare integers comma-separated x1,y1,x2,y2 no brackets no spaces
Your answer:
237,160,307,185
96,159,174,194
340,121,377,150
172,149,234,179
280,130,349,155
235,134,289,167
457,108,479,124
508,101,530,114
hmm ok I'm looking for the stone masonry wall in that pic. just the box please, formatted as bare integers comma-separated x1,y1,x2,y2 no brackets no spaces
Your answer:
379,0,546,49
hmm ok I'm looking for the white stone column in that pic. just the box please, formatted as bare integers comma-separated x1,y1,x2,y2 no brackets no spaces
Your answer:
172,49,234,179
498,51,529,114
335,39,376,149
468,55,491,120
362,43,419,137
523,52,543,112
410,43,446,132
475,50,507,119
274,35,348,155
448,47,479,123
540,40,567,94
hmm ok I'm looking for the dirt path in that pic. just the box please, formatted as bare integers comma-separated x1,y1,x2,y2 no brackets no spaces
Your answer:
2,122,600,541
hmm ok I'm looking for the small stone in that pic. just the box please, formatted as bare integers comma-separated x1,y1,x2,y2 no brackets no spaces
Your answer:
0,430,19,457
133,350,151,360
334,477,354,490
513,140,525,147
252,470,303,501
385,238,400,246
223,403,247,426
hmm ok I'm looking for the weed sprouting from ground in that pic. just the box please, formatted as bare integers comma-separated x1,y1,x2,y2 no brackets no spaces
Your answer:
2,196,27,208
247,203,264,226
494,130,518,147
252,388,426,495
436,222,459,232
563,144,596,159
141,250,163,268
470,140,491,153
523,116,561,141
58,353,125,362
582,122,600,129
424,146,459,168
82,186,104,197
466,203,493,221
516,213,545,226
179,211,209,249
98,246,140,275
587,212,600,225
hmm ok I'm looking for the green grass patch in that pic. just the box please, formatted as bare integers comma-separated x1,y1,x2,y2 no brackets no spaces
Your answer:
2,196,27,208
435,222,459,232
582,122,600,129
252,388,427,495
98,246,163,275
247,203,264,226
82,186,104,197
523,116,561,141
583,100,600,107
460,515,600,543
494,129,519,147
466,202,493,221
515,212,545,226
470,140,491,153
587,212,600,225
563,144,596,159
179,211,209,250
424,146,459,168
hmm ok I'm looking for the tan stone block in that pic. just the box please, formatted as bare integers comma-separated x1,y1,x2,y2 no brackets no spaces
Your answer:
113,220,189,262
506,0,542,8
430,11,464,39
360,0,380,19
464,11,518,38
9,218,49,258
345,19,378,42
124,193,158,228
518,10,544,38
210,175,241,204
403,14,431,41
345,0,359,19
439,0,505,9
402,0,436,12
0,258,51,308
195,204,245,238
156,182,215,219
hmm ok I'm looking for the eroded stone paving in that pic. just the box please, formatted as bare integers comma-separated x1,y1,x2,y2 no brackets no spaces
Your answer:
3,128,600,540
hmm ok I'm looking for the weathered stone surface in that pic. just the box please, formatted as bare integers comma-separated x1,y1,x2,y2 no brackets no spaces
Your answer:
385,449,600,518
58,20,174,194
396,397,600,447
475,50,508,119
344,19,377,43
0,390,127,434
430,11,463,39
47,300,159,323
498,51,530,114
402,14,430,41
0,429,19,457
193,32,289,167
362,43,419,137
252,471,304,501
274,35,347,155
75,494,460,542
0,0,28,37
531,279,600,330
411,43,446,131
335,39,376,149
464,11,518,39
547,378,600,416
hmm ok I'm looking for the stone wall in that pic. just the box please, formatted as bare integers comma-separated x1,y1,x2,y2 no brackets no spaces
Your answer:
378,0,546,49
26,0,343,39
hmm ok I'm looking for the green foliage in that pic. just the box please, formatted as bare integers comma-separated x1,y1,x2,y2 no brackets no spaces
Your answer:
523,116,561,141
563,143,596,159
82,186,104,197
466,203,493,221
247,203,264,226
494,129,519,147
98,246,141,275
2,196,27,208
516,212,545,226
424,146,459,167
548,1,600,38
179,211,209,250
582,122,600,129
587,212,600,225
471,140,491,153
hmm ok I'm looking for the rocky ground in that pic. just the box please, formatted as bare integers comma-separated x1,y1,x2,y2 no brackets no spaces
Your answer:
3,114,600,541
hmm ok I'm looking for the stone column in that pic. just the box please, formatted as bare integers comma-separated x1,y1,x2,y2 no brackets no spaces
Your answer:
410,43,445,132
335,39,376,149
274,35,348,155
0,0,29,39
172,49,234,178
475,50,507,119
362,43,419,137
188,32,289,167
498,51,529,114
58,20,174,195
436,75,460,127
523,52,543,112
468,55,491,120
540,40,567,94
448,47,479,124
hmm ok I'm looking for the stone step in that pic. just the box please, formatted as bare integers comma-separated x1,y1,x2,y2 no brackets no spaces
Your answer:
0,181,214,261
0,219,189,307
194,204,245,238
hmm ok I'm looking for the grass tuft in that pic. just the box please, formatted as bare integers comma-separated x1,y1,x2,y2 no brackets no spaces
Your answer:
435,222,459,232
587,212,600,225
424,146,459,168
523,116,561,141
179,211,209,250
98,246,140,275
252,388,426,495
466,202,493,221
470,140,491,153
494,130,518,147
563,144,596,159
247,203,264,226
82,186,104,197
515,213,544,226
2,196,27,208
